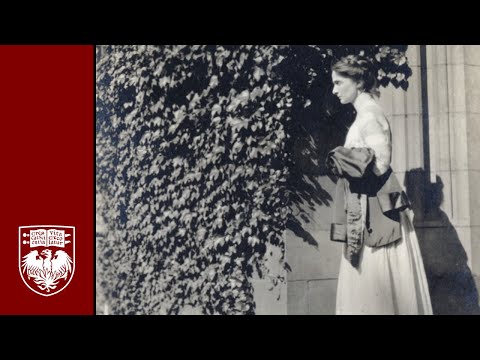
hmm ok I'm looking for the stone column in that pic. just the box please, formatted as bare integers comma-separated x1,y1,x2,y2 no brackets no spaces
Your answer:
413,45,480,313
422,45,479,271
463,46,480,279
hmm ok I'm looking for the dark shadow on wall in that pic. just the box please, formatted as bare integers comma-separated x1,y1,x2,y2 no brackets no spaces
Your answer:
405,169,480,315
285,85,355,248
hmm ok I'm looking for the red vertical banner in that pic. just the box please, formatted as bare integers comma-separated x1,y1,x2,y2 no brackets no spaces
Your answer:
0,45,94,314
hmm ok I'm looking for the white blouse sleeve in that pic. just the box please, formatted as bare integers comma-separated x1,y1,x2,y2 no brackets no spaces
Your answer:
360,114,392,176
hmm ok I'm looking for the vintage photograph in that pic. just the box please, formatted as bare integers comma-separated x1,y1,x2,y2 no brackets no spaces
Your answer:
96,45,480,315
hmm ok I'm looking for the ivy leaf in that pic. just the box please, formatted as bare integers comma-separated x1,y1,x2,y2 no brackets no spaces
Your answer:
209,75,219,88
253,66,265,81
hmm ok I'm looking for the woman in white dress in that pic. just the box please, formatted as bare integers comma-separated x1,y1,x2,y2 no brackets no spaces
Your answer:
328,55,433,315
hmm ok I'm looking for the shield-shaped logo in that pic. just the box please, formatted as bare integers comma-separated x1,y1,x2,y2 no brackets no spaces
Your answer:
19,225,75,296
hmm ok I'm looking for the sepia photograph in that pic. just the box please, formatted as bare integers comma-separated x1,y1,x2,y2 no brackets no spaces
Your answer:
96,45,480,315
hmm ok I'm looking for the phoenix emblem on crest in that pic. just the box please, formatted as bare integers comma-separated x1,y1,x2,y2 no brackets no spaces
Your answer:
21,249,73,292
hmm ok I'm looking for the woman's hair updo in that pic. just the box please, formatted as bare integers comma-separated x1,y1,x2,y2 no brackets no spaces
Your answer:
332,55,380,97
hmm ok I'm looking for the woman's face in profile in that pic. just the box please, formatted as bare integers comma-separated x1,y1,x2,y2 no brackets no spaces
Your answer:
332,71,359,105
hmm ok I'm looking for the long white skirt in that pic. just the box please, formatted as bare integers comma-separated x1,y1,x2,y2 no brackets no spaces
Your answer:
336,209,433,315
